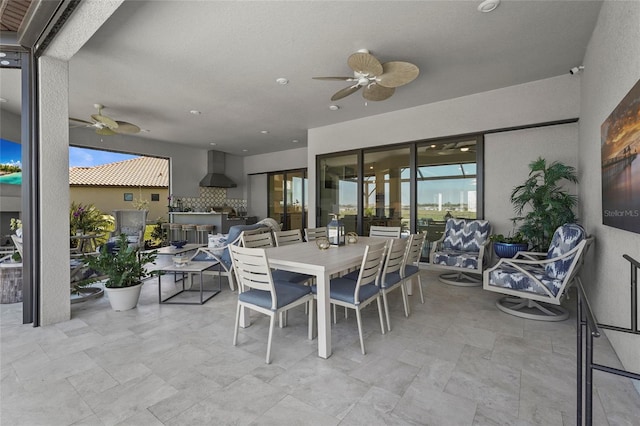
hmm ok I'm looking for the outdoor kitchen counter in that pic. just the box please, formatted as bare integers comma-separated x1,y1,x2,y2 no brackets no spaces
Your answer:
169,212,246,233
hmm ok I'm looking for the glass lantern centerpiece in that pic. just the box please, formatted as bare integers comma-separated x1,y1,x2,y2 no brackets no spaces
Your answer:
327,214,345,246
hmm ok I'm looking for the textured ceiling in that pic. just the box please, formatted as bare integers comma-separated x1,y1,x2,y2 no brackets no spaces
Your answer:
1,1,602,156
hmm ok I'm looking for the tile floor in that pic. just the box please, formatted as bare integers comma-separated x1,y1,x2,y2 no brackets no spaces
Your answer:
1,269,639,425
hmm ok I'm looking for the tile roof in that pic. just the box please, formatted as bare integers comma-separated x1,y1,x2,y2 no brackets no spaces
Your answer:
69,156,169,187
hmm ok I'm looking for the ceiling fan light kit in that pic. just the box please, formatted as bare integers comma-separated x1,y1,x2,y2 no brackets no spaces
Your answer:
69,103,141,136
314,50,419,102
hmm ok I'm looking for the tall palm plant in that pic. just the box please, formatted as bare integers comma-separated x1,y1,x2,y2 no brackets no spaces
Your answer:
510,157,578,251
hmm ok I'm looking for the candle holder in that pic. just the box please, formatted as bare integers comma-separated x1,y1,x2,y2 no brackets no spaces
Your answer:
346,232,358,244
315,237,330,250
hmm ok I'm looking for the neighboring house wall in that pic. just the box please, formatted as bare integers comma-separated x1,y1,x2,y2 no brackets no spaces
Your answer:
70,187,169,223
578,1,640,375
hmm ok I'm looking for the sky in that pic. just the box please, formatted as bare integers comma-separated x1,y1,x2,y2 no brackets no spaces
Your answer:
1,140,139,168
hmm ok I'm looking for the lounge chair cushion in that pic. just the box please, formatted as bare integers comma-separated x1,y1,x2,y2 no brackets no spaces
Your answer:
488,263,562,297
432,249,480,269
442,219,491,252
545,224,585,280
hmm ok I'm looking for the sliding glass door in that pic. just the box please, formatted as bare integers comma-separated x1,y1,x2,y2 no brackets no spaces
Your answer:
268,169,307,231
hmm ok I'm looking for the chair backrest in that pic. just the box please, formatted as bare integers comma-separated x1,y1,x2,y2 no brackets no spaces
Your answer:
545,223,587,280
442,218,491,252
381,238,408,279
229,245,276,307
112,209,147,237
369,225,401,238
220,223,270,264
304,227,327,241
353,241,387,299
274,229,303,247
404,232,426,267
242,231,274,248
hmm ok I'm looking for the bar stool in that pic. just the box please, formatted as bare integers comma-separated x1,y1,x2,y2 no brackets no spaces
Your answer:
161,222,171,242
181,224,197,243
196,225,215,244
169,223,183,242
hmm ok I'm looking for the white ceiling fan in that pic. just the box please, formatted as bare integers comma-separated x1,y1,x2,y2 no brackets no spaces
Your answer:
69,104,140,136
313,49,420,101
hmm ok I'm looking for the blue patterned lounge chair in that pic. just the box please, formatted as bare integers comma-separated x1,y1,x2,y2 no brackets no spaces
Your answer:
429,218,492,286
483,223,593,321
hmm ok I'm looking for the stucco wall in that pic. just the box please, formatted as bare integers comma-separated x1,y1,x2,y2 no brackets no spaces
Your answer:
579,1,640,374
70,187,169,223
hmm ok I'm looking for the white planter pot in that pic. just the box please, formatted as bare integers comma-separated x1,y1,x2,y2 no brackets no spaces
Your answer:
104,282,143,311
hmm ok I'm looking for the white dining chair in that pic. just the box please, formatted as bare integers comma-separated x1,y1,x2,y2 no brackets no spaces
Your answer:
379,237,410,331
229,244,314,364
304,227,327,241
402,232,427,305
274,229,304,246
309,240,387,355
369,225,401,238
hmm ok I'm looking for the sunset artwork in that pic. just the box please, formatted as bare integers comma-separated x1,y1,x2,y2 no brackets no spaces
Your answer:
601,78,640,233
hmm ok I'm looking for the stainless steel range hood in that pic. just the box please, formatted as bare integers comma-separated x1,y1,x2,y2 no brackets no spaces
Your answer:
199,150,237,188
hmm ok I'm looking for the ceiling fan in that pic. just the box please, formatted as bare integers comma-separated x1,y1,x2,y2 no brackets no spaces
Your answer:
313,49,419,102
69,104,140,136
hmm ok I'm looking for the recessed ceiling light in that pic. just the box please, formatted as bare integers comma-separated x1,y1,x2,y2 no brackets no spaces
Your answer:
189,110,201,115
0,60,10,66
369,166,374,170
430,144,436,148
460,147,470,152
276,77,289,85
477,0,500,13
260,130,269,134
292,139,299,143
210,142,217,146
0,98,7,103
329,105,340,111
242,149,248,152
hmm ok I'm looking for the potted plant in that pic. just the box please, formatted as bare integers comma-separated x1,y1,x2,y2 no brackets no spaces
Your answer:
81,233,158,311
489,232,529,258
510,157,578,251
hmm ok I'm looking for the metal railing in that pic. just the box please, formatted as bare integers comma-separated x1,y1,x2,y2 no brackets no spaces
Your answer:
576,254,640,425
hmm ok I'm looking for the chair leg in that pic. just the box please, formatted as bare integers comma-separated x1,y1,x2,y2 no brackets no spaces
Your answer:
417,275,424,304
382,291,392,332
227,272,235,291
400,284,409,318
355,307,366,355
266,314,276,364
233,303,241,346
376,297,386,335
333,304,337,324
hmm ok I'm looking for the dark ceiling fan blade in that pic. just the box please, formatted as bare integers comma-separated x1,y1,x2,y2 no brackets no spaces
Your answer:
377,61,420,88
312,76,356,81
331,85,361,101
69,117,94,125
113,121,141,134
347,52,383,76
362,84,395,101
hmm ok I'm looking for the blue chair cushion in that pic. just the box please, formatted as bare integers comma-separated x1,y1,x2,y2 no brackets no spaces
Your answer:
432,249,480,270
380,271,402,289
488,264,563,297
239,281,311,310
220,223,268,265
312,277,379,304
403,265,419,278
545,223,585,280
340,269,376,286
442,219,491,252
272,270,313,284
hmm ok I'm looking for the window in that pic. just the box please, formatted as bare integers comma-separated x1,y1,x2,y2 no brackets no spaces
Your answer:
268,169,307,231
151,193,160,202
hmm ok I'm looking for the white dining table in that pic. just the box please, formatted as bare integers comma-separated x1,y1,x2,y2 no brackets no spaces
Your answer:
264,237,383,359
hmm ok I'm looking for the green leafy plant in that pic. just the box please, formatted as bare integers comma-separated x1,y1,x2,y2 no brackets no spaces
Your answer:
81,234,158,288
510,157,578,251
70,202,113,235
